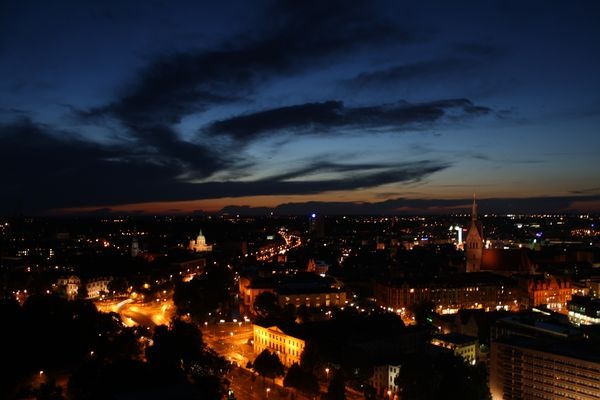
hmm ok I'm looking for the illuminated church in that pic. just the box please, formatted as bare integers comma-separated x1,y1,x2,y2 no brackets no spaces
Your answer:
189,229,213,252
465,198,535,274
465,198,484,272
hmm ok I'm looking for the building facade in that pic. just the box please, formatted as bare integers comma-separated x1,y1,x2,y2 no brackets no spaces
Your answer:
189,229,212,252
374,273,521,313
85,277,112,299
277,290,346,309
57,275,81,300
252,324,305,368
371,364,400,400
568,295,600,326
490,337,600,400
528,276,572,312
430,333,478,365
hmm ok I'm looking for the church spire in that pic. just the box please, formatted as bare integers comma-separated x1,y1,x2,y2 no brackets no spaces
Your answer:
471,194,478,222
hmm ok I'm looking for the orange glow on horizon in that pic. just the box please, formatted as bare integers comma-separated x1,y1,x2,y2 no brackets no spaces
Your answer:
50,191,386,215
47,190,600,216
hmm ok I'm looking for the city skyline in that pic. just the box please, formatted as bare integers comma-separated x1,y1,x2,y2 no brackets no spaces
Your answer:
1,1,600,216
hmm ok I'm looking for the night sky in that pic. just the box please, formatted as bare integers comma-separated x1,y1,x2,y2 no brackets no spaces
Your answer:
2,1,599,215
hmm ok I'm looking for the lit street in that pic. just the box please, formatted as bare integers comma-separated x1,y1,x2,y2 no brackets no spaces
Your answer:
95,297,176,327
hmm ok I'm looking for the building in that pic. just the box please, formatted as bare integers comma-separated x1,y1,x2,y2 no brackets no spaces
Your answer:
277,287,346,309
85,277,112,299
528,276,573,312
490,336,600,400
57,275,113,300
252,323,305,368
308,213,325,238
189,229,212,252
170,257,206,281
306,258,330,275
568,295,600,326
239,272,345,315
465,198,484,272
430,333,478,365
57,275,81,300
465,198,535,274
131,237,140,258
371,364,400,400
374,272,522,314
490,312,580,342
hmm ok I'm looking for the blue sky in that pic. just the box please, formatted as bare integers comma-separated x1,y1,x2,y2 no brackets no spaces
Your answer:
1,0,599,215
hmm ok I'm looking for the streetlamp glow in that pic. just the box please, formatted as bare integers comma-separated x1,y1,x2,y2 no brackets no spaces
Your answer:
325,367,329,379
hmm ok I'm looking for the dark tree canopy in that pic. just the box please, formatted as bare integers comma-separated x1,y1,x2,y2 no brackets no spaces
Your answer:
326,371,346,400
173,264,234,321
253,291,280,319
253,349,284,380
394,353,491,400
283,363,319,396
1,294,141,398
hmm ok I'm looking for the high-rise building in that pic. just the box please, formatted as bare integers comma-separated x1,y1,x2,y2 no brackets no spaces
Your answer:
131,237,139,258
308,213,325,238
490,336,600,399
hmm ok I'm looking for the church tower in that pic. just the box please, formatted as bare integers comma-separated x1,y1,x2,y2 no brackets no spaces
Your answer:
465,196,484,272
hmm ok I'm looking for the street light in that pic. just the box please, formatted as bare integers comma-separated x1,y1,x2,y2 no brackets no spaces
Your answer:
325,367,329,380
266,387,271,399
388,390,392,400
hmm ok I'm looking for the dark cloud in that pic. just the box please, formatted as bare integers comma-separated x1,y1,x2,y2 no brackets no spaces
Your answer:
83,0,411,128
345,42,504,88
206,99,491,140
130,124,228,176
0,119,183,212
71,1,417,193
569,187,600,195
347,58,475,87
4,121,593,216
0,120,450,214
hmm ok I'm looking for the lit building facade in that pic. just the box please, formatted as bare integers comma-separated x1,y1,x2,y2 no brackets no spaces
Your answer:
252,324,305,368
528,276,572,312
240,273,346,315
189,229,212,252
490,337,600,400
278,290,346,309
374,273,521,313
371,364,400,399
465,198,484,273
57,275,81,300
430,333,478,365
85,277,112,299
568,295,600,326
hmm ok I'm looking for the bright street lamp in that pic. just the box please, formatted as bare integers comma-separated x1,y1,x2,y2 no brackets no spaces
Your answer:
266,387,271,399
325,367,330,379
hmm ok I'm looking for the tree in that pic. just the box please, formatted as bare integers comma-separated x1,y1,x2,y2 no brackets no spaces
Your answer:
173,265,234,321
253,291,280,319
253,350,284,382
284,363,320,396
394,353,491,400
326,372,346,400
300,340,324,373
34,378,65,400
107,277,128,295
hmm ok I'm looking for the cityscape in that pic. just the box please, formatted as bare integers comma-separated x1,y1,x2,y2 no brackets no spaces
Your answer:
1,205,599,399
2,1,600,400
